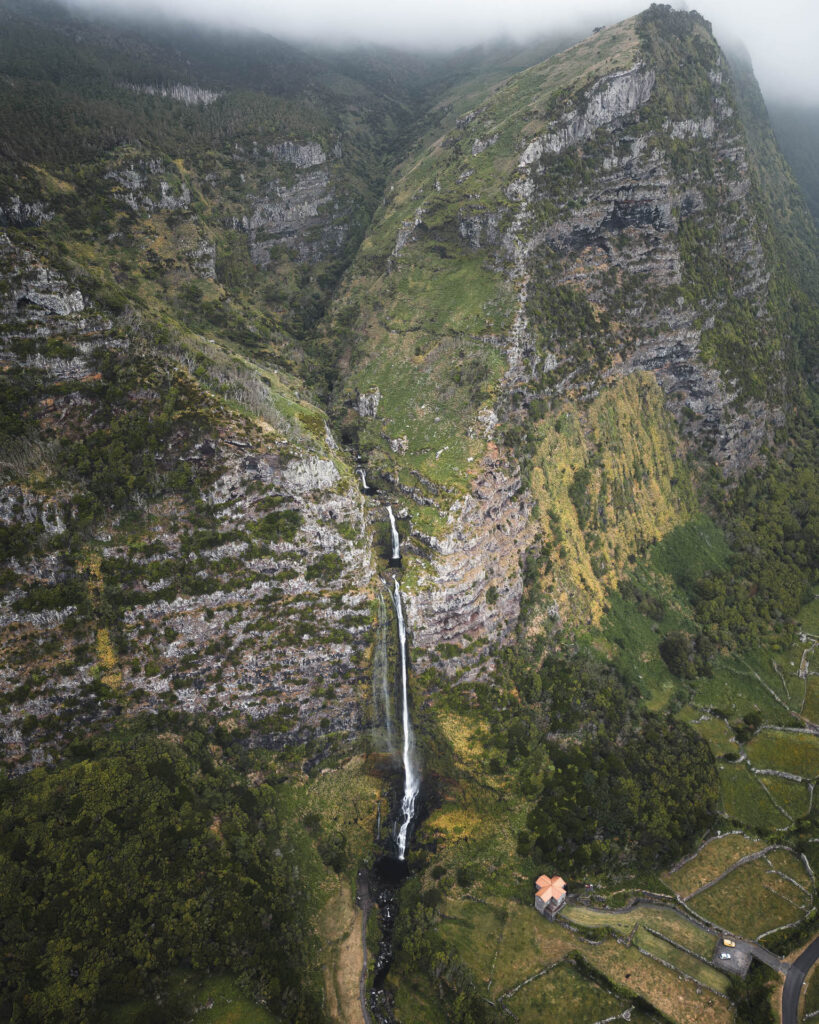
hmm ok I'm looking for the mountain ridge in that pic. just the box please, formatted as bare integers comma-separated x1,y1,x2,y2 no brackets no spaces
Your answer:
0,5,817,1022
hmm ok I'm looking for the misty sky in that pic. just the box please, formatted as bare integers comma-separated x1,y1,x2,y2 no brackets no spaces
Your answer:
66,0,819,102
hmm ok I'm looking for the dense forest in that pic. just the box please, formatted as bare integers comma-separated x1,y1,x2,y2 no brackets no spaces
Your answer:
0,716,325,1023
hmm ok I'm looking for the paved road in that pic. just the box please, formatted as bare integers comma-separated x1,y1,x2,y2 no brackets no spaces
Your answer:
782,933,819,1024
739,939,790,974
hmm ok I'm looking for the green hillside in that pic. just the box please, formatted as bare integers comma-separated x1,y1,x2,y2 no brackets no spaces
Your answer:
0,3,818,1023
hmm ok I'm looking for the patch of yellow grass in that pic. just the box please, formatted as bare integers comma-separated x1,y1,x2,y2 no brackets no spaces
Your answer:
437,711,488,766
427,804,484,839
529,373,695,633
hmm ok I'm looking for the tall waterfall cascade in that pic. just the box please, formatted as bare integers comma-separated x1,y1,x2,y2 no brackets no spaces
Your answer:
387,505,400,561
392,578,419,860
357,467,368,490
372,591,394,754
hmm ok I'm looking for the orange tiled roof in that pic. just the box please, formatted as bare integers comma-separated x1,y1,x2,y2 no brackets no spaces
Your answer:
535,874,566,904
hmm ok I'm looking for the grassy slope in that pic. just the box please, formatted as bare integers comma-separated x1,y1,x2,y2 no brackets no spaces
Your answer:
2,7,818,1024
0,0,443,388
330,20,641,527
526,373,697,639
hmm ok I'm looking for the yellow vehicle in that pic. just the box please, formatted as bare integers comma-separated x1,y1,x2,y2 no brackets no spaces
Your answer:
723,938,736,948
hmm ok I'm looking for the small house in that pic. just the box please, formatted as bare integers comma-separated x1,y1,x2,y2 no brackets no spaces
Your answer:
534,873,566,919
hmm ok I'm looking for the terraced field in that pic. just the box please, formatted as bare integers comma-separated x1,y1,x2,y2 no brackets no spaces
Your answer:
718,762,791,830
439,897,734,1024
759,775,813,819
564,903,716,959
693,717,740,757
632,926,729,994
746,730,819,778
505,961,626,1023
687,855,811,938
662,833,766,899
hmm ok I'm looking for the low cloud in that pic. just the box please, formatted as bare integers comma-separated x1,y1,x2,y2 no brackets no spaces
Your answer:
64,0,819,103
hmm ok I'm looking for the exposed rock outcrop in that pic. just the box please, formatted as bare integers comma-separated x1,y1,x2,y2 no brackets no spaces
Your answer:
357,389,381,418
406,447,536,668
105,159,191,213
1,235,85,318
519,65,656,165
0,196,53,228
268,141,327,168
247,169,347,265
502,48,778,474
126,82,223,105
0,236,377,766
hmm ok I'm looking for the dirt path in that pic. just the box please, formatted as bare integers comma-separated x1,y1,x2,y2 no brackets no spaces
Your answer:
358,871,373,1024
321,878,368,1024
337,905,367,1024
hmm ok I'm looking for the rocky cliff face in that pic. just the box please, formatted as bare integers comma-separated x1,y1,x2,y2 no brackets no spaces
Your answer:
335,8,816,658
0,235,377,769
245,163,348,267
1,5,817,763
505,43,778,474
405,446,536,672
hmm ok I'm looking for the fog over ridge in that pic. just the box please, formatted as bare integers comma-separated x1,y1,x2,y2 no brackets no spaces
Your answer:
60,0,819,103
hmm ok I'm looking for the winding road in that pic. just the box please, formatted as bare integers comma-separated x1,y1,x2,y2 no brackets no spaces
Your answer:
782,933,819,1024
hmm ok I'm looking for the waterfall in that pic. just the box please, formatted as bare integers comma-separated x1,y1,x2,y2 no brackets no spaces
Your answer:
373,591,394,754
357,467,368,490
392,578,419,860
387,505,400,561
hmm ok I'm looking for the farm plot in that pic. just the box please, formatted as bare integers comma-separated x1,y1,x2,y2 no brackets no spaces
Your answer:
485,900,735,1024
504,960,626,1024
563,903,715,960
687,858,810,938
803,676,819,725
580,942,733,1024
692,655,794,724
489,902,575,998
633,926,730,994
765,847,812,888
745,730,819,778
758,775,812,819
718,762,790,830
663,833,766,899
562,903,634,936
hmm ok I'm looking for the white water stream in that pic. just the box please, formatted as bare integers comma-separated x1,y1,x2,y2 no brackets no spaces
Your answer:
392,578,419,860
373,591,394,754
387,505,400,561
357,467,369,490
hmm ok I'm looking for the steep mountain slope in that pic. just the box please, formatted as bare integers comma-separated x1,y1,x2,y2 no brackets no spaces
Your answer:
0,231,380,767
769,100,819,229
0,2,599,767
0,0,442,769
0,0,448,373
1,5,819,1023
332,5,819,657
